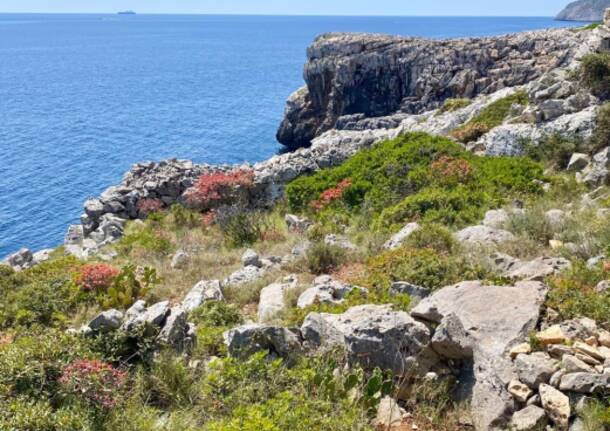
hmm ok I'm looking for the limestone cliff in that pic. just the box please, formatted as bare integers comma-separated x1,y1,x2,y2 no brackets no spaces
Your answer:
276,29,587,149
556,0,610,21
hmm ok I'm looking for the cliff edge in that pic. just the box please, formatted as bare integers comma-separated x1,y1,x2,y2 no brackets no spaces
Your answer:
277,28,587,149
556,0,610,21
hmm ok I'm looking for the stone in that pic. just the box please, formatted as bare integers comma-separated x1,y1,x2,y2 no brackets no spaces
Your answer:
545,209,567,228
560,318,598,340
170,250,190,269
562,355,595,374
510,405,548,431
223,265,265,286
324,234,356,250
89,309,123,332
483,209,509,228
384,222,421,249
32,249,53,265
411,280,548,431
429,313,473,360
223,324,303,362
526,394,541,407
142,301,170,327
539,383,570,430
599,330,610,348
390,282,431,302
5,248,34,270
297,275,365,309
566,153,590,173
121,300,147,331
559,372,610,394
456,225,515,246
182,280,224,313
508,379,534,403
301,304,431,375
548,344,574,359
285,214,310,232
258,275,298,322
573,342,605,362
241,249,262,268
575,352,601,366
510,343,532,359
374,396,407,429
550,370,566,388
157,306,188,350
536,325,568,346
515,352,558,389
506,257,571,281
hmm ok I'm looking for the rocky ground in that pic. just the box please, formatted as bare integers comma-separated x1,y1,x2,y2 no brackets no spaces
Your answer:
2,13,610,431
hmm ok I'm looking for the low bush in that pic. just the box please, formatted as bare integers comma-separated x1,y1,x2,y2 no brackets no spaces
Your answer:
0,397,93,431
137,198,164,218
450,91,529,143
76,263,120,293
100,265,160,309
546,262,610,326
403,223,457,254
190,302,243,357
436,98,472,115
580,53,610,100
306,242,347,275
589,102,610,153
215,206,269,247
117,226,174,256
184,169,254,211
525,134,587,169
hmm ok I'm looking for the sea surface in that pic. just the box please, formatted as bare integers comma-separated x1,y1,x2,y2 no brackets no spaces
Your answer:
0,14,586,257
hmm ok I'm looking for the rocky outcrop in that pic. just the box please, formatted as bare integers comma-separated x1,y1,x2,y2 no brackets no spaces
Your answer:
277,29,589,149
556,0,610,21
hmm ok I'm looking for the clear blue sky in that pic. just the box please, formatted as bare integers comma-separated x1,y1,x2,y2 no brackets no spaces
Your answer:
0,0,574,16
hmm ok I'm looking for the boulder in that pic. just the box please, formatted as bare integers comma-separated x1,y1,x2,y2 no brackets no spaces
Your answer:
5,248,34,270
573,341,606,362
389,282,431,302
536,325,568,345
181,280,224,313
508,379,534,403
515,352,558,389
510,405,548,431
559,372,610,394
241,249,262,268
121,300,147,331
157,306,189,350
483,209,509,229
142,301,170,327
566,153,590,173
545,209,567,229
411,280,548,431
539,383,570,430
301,304,431,375
506,257,571,281
297,275,366,309
223,324,303,362
223,265,265,286
324,234,356,250
32,249,53,265
384,222,421,250
170,250,190,269
456,225,514,246
563,355,596,374
89,309,123,332
258,275,298,322
373,396,407,429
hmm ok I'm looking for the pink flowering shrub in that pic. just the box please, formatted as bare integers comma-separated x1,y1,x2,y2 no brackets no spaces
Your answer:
185,169,254,210
310,179,352,211
137,198,164,217
76,263,119,293
59,359,128,409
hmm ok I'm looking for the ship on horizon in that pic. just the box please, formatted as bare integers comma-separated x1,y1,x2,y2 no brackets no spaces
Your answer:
117,10,136,15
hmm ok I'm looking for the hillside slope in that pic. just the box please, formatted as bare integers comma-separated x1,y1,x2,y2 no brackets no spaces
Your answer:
556,0,610,21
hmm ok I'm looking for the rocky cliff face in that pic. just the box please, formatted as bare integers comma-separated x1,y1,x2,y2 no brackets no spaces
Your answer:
277,29,587,149
556,0,610,21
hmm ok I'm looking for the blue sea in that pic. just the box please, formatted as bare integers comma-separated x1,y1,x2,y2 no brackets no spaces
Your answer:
0,14,586,257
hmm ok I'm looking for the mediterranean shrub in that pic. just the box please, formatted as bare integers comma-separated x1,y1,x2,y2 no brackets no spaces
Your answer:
310,178,352,211
190,301,243,357
137,198,164,218
100,265,160,309
580,53,610,100
59,359,128,409
215,206,269,247
76,263,120,293
306,242,347,275
0,397,92,431
184,169,254,210
524,134,586,169
436,98,472,115
402,223,457,254
589,103,610,153
450,91,529,143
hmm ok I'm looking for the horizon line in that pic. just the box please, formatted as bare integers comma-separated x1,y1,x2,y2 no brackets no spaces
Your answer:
0,12,565,19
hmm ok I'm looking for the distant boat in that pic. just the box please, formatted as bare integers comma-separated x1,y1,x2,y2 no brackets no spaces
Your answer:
117,10,136,15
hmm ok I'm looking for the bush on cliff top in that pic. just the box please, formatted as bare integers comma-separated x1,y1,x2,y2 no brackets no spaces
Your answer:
581,53,610,100
286,132,544,230
450,90,529,143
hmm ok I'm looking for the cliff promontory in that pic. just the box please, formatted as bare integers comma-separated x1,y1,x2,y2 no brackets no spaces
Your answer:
556,0,610,21
277,28,589,149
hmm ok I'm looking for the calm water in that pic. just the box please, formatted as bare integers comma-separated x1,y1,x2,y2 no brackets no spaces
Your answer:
0,14,585,257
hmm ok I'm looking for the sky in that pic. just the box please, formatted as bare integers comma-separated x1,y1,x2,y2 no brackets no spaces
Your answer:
0,0,575,16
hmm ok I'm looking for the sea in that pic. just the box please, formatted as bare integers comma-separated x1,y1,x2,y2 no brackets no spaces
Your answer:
0,14,586,257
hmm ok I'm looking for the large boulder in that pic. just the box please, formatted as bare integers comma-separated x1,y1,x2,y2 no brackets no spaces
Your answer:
181,280,224,313
5,248,34,271
301,304,432,375
456,225,515,246
258,275,298,322
297,275,366,309
88,309,124,332
411,280,548,431
224,324,303,362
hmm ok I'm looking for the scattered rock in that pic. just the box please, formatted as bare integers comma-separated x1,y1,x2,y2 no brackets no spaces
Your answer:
241,249,262,268
157,306,189,350
285,214,310,232
539,383,570,430
182,280,224,313
224,324,303,362
510,343,532,359
170,250,190,269
297,275,366,309
563,355,595,374
456,225,514,246
566,153,590,173
559,372,610,394
384,222,421,250
324,234,356,250
223,265,265,286
508,379,534,403
89,309,123,332
511,405,548,431
536,325,568,346
515,352,558,389
506,257,571,281
258,275,298,322
483,209,509,229
5,248,34,271
374,396,408,429
389,282,431,303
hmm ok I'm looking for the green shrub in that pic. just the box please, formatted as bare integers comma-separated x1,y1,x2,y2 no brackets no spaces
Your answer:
190,302,243,357
525,134,587,169
436,98,472,115
286,133,543,231
450,91,529,143
581,53,610,100
169,204,201,229
0,397,93,431
573,22,601,32
306,242,347,275
362,247,490,291
403,223,457,254
590,103,610,153
216,207,268,247
100,265,160,310
546,262,610,326
117,227,174,256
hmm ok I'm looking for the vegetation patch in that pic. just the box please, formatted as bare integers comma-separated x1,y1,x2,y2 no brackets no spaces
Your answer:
435,97,472,115
449,90,529,143
580,53,610,100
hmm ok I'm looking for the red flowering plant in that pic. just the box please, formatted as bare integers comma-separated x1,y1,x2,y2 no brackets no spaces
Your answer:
59,359,128,409
184,169,255,211
430,156,475,185
76,263,120,293
310,179,352,211
137,198,164,218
